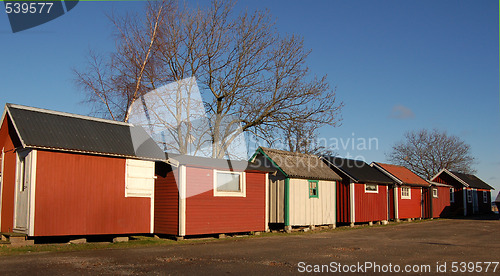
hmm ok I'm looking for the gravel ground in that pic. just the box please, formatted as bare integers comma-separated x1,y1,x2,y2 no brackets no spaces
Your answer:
0,216,499,275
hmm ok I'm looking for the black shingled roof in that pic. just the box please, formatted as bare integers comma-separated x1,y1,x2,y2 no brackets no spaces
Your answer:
322,156,394,184
448,170,494,190
4,103,164,160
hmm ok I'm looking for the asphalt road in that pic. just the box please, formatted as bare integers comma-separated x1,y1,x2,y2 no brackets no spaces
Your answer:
0,217,499,275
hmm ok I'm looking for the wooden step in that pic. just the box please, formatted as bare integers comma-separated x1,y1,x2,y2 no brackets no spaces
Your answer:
0,232,34,247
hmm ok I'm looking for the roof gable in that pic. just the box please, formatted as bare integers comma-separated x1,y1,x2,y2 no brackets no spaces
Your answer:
448,171,494,190
322,156,393,184
431,169,494,190
372,162,430,187
252,147,341,181
4,103,164,160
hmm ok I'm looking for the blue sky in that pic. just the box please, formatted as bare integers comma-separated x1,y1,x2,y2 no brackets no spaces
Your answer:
0,0,498,191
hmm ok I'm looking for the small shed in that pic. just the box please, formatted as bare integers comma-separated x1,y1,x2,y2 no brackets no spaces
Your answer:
0,104,163,237
154,154,272,237
426,181,453,218
431,169,494,216
322,157,394,226
371,162,431,220
250,147,341,230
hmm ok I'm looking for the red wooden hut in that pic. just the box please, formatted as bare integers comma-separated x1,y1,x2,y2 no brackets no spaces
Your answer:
426,181,453,218
371,162,431,220
0,104,164,238
431,169,494,216
322,157,394,226
154,154,272,238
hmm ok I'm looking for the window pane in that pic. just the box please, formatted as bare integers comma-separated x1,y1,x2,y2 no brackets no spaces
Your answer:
217,172,240,192
366,184,377,191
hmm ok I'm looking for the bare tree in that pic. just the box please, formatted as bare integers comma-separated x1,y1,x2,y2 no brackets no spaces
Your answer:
75,0,343,158
387,129,476,180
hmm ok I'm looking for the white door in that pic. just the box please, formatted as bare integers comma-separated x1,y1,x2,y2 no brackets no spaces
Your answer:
14,150,32,233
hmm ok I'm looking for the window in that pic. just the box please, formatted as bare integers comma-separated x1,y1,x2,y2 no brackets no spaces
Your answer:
365,184,378,193
467,190,472,203
214,170,246,197
309,180,319,198
432,188,438,198
401,187,411,199
450,188,454,203
125,159,155,197
483,191,488,203
16,150,31,192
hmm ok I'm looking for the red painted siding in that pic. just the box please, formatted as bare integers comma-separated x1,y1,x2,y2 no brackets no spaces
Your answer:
422,188,431,218
185,167,266,235
34,150,151,236
434,174,465,216
0,116,19,233
336,178,350,223
354,183,387,222
432,186,451,218
397,186,422,219
154,169,179,235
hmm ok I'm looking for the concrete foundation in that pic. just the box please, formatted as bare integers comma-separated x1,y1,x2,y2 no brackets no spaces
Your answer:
113,237,129,243
69,238,87,244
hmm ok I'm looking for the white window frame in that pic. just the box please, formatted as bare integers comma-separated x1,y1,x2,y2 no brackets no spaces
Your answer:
432,188,438,198
364,184,378,193
482,191,488,204
213,170,246,197
401,186,411,199
125,159,155,198
450,188,454,203
466,189,472,203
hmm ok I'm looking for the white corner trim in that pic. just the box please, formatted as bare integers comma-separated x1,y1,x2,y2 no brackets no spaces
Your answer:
350,182,355,223
265,173,269,232
28,150,37,236
394,186,399,220
150,190,155,234
178,165,186,236
333,180,337,225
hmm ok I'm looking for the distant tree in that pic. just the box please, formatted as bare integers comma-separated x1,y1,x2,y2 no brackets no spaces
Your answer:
74,0,343,158
387,129,476,179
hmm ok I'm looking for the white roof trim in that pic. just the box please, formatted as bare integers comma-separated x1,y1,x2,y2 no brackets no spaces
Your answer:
6,103,132,127
431,169,469,187
370,162,403,185
427,181,453,187
4,106,27,148
322,157,358,182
